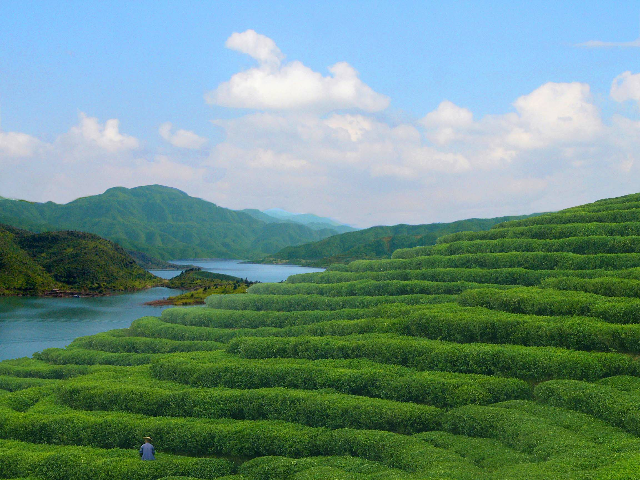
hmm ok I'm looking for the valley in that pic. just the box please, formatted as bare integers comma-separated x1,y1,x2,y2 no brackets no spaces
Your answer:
2,192,640,478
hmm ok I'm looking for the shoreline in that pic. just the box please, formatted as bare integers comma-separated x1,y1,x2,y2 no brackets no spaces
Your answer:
144,298,205,306
0,284,165,299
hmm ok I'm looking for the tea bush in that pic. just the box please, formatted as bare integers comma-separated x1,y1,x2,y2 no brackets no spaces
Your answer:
226,334,638,381
458,287,640,323
150,355,529,408
402,236,640,258
248,279,511,297
205,293,455,311
56,383,441,434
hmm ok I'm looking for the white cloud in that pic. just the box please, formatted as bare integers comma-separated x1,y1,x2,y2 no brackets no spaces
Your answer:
0,131,42,158
64,112,139,153
199,77,640,225
420,100,474,146
159,122,208,149
225,29,284,66
576,38,640,48
611,71,640,103
373,146,471,177
418,82,602,170
325,114,374,141
421,100,474,129
510,82,602,148
206,31,389,112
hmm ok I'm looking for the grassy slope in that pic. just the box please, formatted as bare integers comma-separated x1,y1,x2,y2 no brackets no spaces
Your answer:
0,224,161,294
6,193,640,478
264,214,540,266
0,185,345,260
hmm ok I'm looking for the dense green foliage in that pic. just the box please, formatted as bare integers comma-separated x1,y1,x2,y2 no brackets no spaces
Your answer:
263,215,539,266
167,268,244,287
8,191,640,478
0,185,347,260
125,250,187,270
0,224,160,294
152,268,251,305
0,227,57,294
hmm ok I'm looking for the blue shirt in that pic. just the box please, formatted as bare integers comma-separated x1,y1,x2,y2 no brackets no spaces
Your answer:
139,442,155,460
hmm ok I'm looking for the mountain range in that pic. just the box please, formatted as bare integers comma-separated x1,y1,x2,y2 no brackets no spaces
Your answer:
0,185,351,260
241,208,357,234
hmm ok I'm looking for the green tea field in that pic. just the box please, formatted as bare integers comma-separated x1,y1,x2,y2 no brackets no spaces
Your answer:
5,193,640,479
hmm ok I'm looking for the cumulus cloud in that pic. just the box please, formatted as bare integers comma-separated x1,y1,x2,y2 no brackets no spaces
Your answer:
420,100,474,146
0,131,42,158
418,82,603,171
159,122,208,149
420,100,474,129
510,82,602,147
63,113,139,153
225,29,284,66
324,114,375,141
611,71,640,103
200,76,640,225
206,30,389,112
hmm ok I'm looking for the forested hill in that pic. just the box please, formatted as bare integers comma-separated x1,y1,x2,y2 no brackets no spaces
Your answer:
0,224,160,295
263,214,540,266
9,192,640,477
0,185,345,260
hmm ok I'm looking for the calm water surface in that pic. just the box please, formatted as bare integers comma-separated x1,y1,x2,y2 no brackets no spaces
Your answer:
167,259,325,283
0,287,182,361
0,261,324,361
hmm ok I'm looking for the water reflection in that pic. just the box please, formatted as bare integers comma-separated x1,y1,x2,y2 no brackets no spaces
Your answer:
0,287,182,361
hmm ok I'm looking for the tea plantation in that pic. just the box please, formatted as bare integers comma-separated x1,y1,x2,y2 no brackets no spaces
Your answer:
6,193,640,478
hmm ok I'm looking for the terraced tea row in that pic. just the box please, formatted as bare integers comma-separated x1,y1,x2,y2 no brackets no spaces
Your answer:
5,191,640,478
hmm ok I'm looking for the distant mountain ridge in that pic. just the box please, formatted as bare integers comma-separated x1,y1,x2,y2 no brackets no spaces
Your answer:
263,214,542,266
241,208,357,234
0,185,348,260
0,224,160,295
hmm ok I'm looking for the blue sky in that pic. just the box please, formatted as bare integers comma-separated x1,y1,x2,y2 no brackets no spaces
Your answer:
2,1,640,226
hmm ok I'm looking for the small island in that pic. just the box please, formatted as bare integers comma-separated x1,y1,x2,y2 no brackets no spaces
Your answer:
146,268,255,305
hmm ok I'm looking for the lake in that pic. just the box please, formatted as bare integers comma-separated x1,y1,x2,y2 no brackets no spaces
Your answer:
0,261,324,361
157,259,325,283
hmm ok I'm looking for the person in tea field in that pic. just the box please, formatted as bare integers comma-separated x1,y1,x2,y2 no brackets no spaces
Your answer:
139,436,156,460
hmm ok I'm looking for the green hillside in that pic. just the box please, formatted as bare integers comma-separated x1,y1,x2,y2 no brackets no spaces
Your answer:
264,214,539,266
0,185,346,260
6,193,640,478
167,268,243,288
125,250,193,270
0,225,58,294
0,224,161,294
